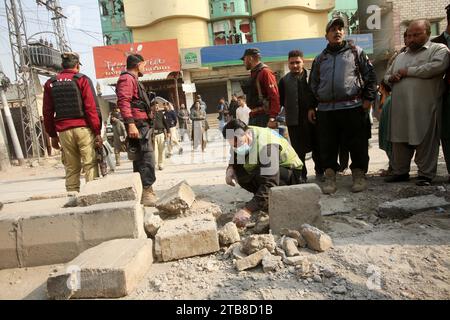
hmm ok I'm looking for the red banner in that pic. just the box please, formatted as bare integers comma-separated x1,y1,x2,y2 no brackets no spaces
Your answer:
93,39,180,80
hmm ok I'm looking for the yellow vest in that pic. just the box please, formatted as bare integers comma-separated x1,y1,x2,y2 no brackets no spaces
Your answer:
243,126,303,173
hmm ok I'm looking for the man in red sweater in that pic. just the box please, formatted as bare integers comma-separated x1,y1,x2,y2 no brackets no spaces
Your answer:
43,52,102,192
116,54,157,206
241,48,280,129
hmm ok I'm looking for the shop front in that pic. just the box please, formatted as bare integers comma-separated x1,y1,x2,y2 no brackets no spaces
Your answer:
93,39,183,108
180,34,374,111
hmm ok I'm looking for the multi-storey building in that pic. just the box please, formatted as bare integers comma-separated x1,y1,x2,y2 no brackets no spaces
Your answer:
98,0,133,45
357,0,447,79
98,1,362,110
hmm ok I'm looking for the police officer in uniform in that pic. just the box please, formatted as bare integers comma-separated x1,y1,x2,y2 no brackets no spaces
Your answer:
241,48,280,129
222,120,303,228
116,54,158,206
43,52,102,193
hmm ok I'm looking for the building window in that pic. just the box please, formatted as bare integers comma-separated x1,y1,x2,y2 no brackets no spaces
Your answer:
230,2,235,13
210,3,213,15
223,2,227,12
430,21,440,37
100,1,109,16
244,0,249,12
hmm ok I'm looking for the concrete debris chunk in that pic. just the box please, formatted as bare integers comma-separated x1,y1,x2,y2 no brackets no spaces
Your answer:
188,200,222,219
0,198,145,270
47,239,153,299
280,228,307,248
269,184,323,234
280,228,300,240
282,237,300,257
155,214,219,262
156,181,196,215
283,256,306,266
295,259,312,279
218,222,241,246
275,247,287,260
235,248,270,271
300,224,333,252
232,244,247,260
73,173,143,207
241,234,276,255
143,209,163,238
262,254,282,273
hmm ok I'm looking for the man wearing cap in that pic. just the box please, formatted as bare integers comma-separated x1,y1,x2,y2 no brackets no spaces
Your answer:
116,54,158,206
43,52,102,193
241,48,280,128
309,17,377,194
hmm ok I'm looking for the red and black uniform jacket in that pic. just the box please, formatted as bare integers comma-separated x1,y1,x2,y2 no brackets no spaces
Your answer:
43,69,101,138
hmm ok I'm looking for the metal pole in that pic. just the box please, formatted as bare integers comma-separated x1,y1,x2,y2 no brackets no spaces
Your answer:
0,92,11,170
5,0,46,159
0,87,25,165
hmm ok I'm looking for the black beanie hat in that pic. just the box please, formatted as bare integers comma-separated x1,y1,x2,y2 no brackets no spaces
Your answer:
127,54,145,69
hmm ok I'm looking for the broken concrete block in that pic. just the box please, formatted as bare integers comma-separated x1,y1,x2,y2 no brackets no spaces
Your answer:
235,248,270,271
269,184,323,235
0,216,19,269
275,247,287,260
378,195,450,219
144,209,163,238
296,259,313,279
0,198,146,269
283,256,307,266
223,242,240,259
188,200,222,219
155,214,219,262
47,239,153,299
282,237,300,257
262,254,282,273
218,222,240,246
156,181,195,215
241,234,276,255
300,224,333,252
73,173,143,207
281,228,300,240
281,229,307,248
232,244,247,260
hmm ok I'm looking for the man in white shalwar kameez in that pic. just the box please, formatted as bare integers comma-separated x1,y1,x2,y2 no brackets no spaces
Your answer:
384,20,450,186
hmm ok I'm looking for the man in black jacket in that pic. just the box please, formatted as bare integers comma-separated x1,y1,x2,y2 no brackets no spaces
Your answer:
279,50,323,182
152,101,170,170
431,4,450,182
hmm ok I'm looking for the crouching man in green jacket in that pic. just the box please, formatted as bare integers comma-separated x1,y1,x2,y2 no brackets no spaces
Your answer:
223,119,304,228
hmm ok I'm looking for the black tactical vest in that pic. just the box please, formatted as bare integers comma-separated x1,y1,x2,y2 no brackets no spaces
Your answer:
120,71,151,112
245,64,268,109
50,73,85,120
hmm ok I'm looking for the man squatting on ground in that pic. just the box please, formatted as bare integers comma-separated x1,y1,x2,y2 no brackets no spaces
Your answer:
223,120,304,227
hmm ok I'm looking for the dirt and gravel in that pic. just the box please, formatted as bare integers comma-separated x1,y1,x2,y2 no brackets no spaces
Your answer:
0,124,449,300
